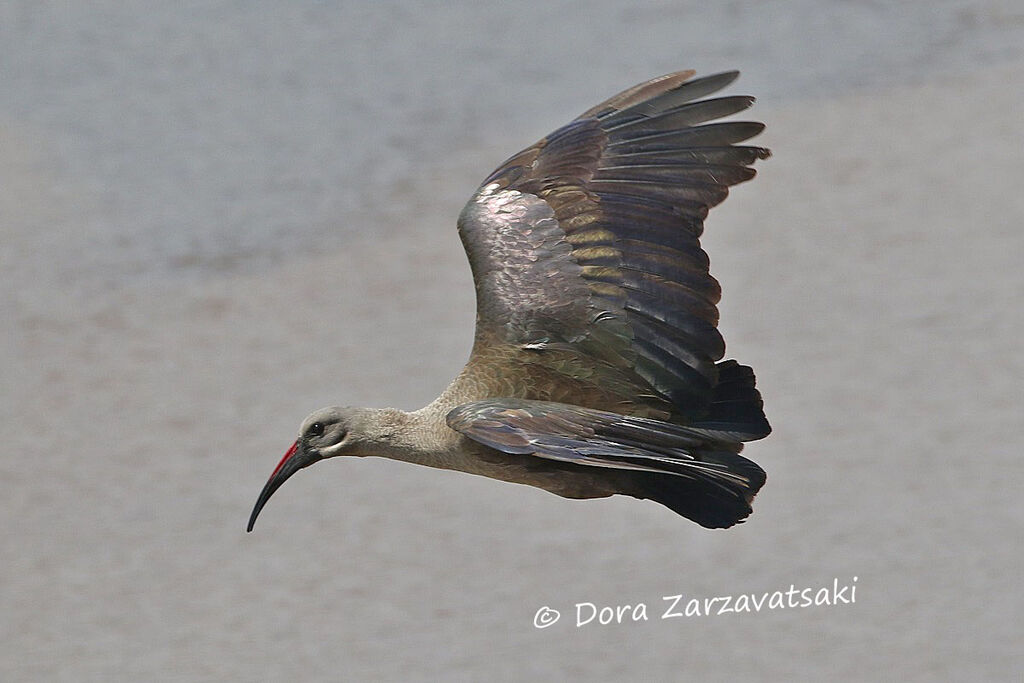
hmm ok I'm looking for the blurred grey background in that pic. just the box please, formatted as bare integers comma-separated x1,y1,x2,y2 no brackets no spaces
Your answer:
2,1,1021,680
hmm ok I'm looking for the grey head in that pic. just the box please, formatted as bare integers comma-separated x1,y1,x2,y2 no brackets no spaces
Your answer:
247,406,384,532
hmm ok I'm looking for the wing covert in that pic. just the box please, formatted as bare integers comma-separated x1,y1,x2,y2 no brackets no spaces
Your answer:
446,398,767,527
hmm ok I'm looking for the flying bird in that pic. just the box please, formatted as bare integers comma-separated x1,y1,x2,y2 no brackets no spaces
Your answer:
248,70,772,531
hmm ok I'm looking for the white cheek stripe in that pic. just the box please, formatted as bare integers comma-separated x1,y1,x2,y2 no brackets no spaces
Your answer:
319,440,347,457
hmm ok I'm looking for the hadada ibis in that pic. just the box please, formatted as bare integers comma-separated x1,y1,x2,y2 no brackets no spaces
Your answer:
248,70,772,532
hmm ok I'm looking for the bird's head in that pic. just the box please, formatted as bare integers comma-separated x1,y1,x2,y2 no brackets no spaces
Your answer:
247,406,378,532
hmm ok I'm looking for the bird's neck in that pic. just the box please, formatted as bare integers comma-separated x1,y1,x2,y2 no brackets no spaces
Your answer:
361,364,489,469
363,404,464,468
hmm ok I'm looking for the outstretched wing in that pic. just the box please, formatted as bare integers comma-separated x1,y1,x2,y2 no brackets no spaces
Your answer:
446,397,767,527
458,70,768,418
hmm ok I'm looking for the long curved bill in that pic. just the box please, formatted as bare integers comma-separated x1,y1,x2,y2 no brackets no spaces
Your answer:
247,440,315,532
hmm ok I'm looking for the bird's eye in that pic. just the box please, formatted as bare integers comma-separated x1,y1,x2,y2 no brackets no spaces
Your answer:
308,422,325,437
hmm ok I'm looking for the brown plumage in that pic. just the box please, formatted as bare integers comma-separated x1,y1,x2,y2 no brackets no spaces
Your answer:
248,70,772,531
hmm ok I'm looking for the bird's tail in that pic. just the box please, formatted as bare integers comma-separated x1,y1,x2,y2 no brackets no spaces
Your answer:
629,449,765,527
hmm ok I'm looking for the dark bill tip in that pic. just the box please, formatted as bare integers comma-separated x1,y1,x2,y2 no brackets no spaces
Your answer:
247,440,309,532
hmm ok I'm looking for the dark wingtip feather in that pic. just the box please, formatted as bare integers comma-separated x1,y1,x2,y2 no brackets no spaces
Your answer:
580,70,698,118
605,70,742,121
689,360,771,441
